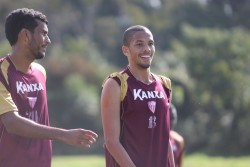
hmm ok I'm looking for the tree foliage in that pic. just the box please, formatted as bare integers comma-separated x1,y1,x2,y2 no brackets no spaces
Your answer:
172,24,250,153
0,0,249,155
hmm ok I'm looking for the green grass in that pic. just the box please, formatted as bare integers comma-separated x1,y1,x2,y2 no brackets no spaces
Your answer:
52,153,250,167
184,153,250,167
52,155,105,167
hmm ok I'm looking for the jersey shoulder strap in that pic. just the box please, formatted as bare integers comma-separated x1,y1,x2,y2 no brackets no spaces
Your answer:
158,75,171,91
32,62,46,79
158,75,172,100
103,72,171,101
102,72,129,101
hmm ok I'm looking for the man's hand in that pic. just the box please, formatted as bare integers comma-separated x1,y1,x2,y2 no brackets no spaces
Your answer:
60,129,98,148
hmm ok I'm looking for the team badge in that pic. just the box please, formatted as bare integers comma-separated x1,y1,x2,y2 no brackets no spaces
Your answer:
148,101,156,114
28,97,37,109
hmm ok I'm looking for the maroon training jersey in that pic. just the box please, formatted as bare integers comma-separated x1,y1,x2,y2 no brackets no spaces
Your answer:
105,67,171,167
0,56,52,167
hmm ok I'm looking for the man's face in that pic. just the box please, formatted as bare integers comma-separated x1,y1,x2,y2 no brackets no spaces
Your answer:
125,30,155,69
27,20,51,60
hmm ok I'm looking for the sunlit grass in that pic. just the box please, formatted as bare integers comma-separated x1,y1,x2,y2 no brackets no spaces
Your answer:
52,153,250,167
52,155,105,167
184,153,250,167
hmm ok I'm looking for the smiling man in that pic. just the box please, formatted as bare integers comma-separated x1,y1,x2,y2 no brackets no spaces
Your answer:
0,8,98,167
101,25,175,167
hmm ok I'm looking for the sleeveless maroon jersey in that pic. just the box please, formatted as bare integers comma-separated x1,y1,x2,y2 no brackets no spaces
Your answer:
0,56,52,167
105,67,171,167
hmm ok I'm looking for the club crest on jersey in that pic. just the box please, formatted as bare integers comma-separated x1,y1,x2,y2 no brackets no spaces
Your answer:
148,101,156,114
28,97,37,109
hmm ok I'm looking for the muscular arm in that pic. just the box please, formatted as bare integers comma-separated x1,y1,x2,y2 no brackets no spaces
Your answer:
101,78,136,167
1,111,98,148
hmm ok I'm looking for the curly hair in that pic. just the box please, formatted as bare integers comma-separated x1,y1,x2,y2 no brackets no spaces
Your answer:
5,8,48,46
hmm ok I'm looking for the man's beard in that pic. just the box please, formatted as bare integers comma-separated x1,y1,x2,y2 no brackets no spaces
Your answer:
138,62,151,69
35,52,45,60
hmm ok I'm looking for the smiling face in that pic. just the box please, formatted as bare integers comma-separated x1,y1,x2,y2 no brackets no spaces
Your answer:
27,19,51,60
122,29,155,70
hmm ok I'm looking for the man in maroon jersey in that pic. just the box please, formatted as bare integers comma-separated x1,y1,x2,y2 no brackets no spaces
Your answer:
0,8,98,167
170,104,185,167
101,25,175,167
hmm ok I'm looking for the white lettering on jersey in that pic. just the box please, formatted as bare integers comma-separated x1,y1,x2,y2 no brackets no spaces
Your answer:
148,115,156,128
133,89,165,100
16,81,44,94
25,110,39,123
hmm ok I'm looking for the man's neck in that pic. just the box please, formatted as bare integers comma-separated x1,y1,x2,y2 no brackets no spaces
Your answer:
127,65,154,84
9,52,33,73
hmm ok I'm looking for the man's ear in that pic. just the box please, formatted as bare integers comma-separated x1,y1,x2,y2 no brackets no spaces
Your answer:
19,28,32,43
122,45,129,56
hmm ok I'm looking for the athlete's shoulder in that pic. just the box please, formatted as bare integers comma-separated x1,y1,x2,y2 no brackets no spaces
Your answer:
153,74,171,90
102,69,129,101
102,69,129,85
158,75,171,82
109,72,129,82
0,56,11,83
32,62,46,78
0,56,10,68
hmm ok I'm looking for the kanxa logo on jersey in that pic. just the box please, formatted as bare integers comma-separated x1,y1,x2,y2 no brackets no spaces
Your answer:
133,89,165,100
16,81,44,94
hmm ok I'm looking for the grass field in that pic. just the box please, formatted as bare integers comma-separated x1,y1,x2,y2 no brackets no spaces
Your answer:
52,155,105,167
52,153,250,167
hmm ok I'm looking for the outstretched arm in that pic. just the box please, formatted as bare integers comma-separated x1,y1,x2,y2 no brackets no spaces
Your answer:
101,78,136,167
1,111,98,148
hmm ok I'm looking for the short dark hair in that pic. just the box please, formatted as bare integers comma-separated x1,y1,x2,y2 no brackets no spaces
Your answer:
123,25,152,46
5,8,48,46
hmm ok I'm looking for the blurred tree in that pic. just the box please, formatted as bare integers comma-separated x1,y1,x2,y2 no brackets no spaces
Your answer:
0,0,250,155
0,40,10,57
171,24,250,153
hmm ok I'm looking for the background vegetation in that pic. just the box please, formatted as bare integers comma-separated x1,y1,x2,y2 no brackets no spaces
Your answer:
0,0,249,157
